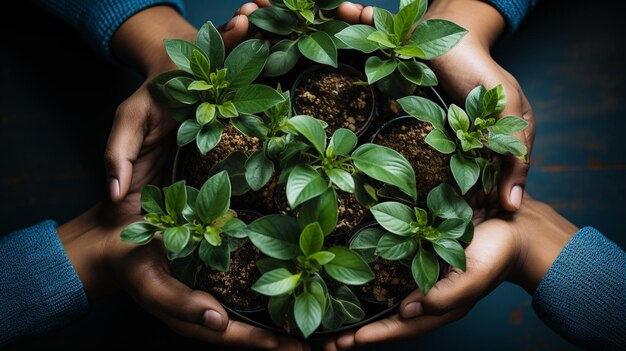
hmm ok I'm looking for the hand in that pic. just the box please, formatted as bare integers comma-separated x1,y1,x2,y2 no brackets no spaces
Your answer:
323,196,578,350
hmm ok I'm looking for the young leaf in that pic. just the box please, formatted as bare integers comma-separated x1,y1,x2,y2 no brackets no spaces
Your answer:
459,131,483,152
448,104,470,133
295,292,322,338
247,214,301,259
298,31,338,67
309,251,335,266
334,25,379,53
397,96,446,130
233,84,285,114
373,7,394,36
370,202,415,236
415,207,428,225
298,188,338,237
141,185,164,214
300,222,324,256
245,150,275,191
120,222,158,244
327,169,355,193
465,85,487,120
196,21,224,70
163,226,191,254
325,247,375,285
437,218,468,239
164,39,203,74
328,128,357,157
165,77,198,104
265,39,300,77
286,165,328,208
425,129,456,154
365,56,397,84
196,102,216,125
482,84,506,116
164,181,187,220
491,116,529,134
398,61,438,86
253,268,301,296
433,238,466,270
195,170,231,224
408,19,468,59
289,115,327,155
225,39,269,89
427,183,472,221
217,102,238,118
349,227,383,263
248,7,298,35
352,144,417,202
366,31,396,48
450,154,480,195
319,20,350,49
376,233,417,260
190,50,211,81
412,246,440,294
187,80,211,91
196,120,224,154
487,134,528,158
394,0,422,40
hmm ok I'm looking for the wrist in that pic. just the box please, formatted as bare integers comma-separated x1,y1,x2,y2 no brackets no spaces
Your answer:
110,5,197,77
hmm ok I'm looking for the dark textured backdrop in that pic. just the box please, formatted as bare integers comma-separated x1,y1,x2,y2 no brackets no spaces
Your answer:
1,0,624,350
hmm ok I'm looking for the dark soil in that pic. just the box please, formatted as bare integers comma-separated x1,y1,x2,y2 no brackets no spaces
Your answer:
356,258,416,307
293,65,373,136
374,118,452,199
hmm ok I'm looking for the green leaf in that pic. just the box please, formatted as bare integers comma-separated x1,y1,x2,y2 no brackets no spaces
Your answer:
323,297,345,330
268,294,295,330
327,169,355,193
370,201,415,236
408,19,468,59
397,96,446,130
415,207,428,226
349,227,383,263
245,150,275,191
196,120,224,154
309,251,335,266
394,42,426,58
308,278,327,313
196,21,224,70
217,101,238,118
187,80,211,91
394,0,422,40
373,7,394,36
412,246,439,294
298,31,338,67
437,218,468,239
339,300,365,324
450,154,480,195
209,151,250,196
253,268,301,296
352,144,417,202
257,257,294,274
328,128,357,157
233,84,285,114
289,115,327,155
177,120,201,146
300,222,324,256
482,84,506,116
231,115,268,139
487,134,528,158
300,9,315,23
165,77,198,104
425,129,456,154
295,292,322,338
427,183,472,221
141,185,164,214
448,104,470,133
222,218,248,238
319,20,350,49
248,7,297,35
334,25,379,53
433,239,466,270
120,222,158,244
491,116,529,134
163,226,191,254
325,247,374,285
196,170,231,224
465,85,487,120
376,233,417,260
164,39,203,74
365,56,397,84
247,214,301,259
204,227,222,247
164,181,187,220
182,186,199,223
265,39,300,77
286,165,328,208
315,0,343,10
225,39,269,89
460,222,474,243
298,188,338,237
353,173,378,209
398,61,438,86
196,102,216,125
190,50,211,81
376,69,417,97
366,31,396,48
459,131,484,152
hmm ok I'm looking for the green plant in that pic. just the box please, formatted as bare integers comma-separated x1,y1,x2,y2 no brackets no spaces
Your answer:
335,0,467,96
248,0,349,76
120,171,248,274
350,183,473,294
149,22,285,153
248,218,373,337
397,84,529,195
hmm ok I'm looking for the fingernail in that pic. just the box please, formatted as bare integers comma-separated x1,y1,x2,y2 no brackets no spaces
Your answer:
510,185,523,210
225,15,241,31
108,177,120,200
202,309,225,330
403,302,423,318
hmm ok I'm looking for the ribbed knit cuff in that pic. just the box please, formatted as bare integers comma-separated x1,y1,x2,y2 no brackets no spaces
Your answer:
532,227,626,350
31,0,185,60
486,0,536,34
0,220,89,347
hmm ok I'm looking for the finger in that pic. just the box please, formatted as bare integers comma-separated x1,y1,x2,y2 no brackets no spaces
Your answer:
360,6,374,25
238,2,259,15
220,15,250,51
273,335,309,351
163,317,279,349
336,330,356,350
336,2,364,24
254,0,272,7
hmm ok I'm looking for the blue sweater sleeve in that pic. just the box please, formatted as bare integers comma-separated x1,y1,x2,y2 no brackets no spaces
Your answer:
0,221,89,347
532,227,626,350
30,0,186,60
487,0,537,33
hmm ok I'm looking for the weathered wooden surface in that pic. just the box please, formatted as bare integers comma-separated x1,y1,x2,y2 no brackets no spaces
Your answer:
1,1,623,350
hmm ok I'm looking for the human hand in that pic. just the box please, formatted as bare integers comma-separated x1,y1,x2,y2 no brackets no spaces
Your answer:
323,196,578,350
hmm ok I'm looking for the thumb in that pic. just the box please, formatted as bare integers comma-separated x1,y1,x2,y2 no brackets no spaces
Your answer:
220,15,250,52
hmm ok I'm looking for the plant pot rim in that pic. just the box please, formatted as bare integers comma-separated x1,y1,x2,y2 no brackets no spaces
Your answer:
291,63,376,138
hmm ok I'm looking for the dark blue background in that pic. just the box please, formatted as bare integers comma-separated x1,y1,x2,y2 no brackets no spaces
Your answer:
1,1,624,349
